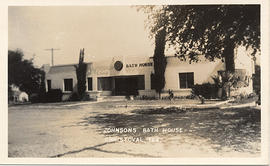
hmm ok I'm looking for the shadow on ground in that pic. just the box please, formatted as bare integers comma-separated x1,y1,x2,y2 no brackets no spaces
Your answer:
79,106,261,153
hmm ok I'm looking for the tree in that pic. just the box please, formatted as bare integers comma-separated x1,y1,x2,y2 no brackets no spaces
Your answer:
139,5,260,72
152,27,167,98
253,65,261,104
8,49,44,95
74,48,87,100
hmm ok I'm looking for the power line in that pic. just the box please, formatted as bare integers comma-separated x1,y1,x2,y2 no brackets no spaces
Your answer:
44,48,61,66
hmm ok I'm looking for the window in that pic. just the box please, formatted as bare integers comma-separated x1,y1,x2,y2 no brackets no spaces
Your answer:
151,73,155,90
47,80,51,91
87,77,93,91
98,77,112,91
64,79,73,91
179,72,194,89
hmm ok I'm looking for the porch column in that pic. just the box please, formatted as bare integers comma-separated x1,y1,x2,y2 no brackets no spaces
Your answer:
93,76,98,91
145,73,151,90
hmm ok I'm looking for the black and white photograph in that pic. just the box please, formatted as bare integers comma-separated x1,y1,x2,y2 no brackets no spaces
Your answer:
1,1,269,165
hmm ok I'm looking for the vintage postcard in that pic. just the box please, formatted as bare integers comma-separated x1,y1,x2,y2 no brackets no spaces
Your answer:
0,0,269,165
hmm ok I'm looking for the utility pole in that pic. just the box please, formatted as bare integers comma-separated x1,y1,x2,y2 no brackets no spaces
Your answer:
44,48,60,66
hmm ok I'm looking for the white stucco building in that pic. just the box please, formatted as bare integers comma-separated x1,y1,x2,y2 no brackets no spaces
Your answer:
42,45,255,100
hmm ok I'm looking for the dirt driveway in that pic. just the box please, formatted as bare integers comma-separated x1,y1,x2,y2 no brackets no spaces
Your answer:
8,100,261,157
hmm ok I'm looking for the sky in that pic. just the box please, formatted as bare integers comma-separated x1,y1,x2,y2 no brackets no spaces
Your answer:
8,6,155,67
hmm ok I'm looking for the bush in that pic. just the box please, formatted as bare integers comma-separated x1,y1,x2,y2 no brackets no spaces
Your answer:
30,89,63,103
30,92,46,103
44,89,63,102
134,95,157,100
30,93,40,103
173,95,195,100
231,92,258,104
81,93,90,101
68,92,80,101
253,65,261,105
191,83,217,99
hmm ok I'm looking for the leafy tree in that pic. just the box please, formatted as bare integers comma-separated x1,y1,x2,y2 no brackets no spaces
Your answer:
152,27,167,98
74,48,87,100
8,49,44,95
253,65,260,104
139,5,260,72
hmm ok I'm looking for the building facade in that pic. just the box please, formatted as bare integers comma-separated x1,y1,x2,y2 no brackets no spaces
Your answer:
43,46,255,100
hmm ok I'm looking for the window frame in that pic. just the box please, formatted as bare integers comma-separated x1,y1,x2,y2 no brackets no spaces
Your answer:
63,78,73,92
87,77,93,91
179,72,194,89
98,77,113,91
47,79,51,91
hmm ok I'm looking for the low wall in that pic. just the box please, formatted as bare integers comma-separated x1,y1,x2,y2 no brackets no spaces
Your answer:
160,89,192,98
138,90,156,97
138,89,192,98
86,91,103,99
100,91,112,96
61,89,193,101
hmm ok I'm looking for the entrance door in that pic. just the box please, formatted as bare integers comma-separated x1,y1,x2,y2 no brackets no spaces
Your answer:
114,77,138,96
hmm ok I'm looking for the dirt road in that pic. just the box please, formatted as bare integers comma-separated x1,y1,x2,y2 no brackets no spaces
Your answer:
8,100,261,157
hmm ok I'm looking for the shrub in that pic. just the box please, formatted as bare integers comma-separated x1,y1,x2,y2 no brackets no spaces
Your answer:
29,89,63,103
253,65,260,105
30,92,47,103
186,94,196,99
231,92,258,104
134,95,157,100
172,95,195,100
81,93,90,101
44,89,63,102
212,71,252,99
30,93,40,103
191,83,217,99
68,92,80,101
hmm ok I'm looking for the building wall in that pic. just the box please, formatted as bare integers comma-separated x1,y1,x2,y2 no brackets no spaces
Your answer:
234,45,255,75
46,65,81,92
87,56,154,92
232,45,255,95
164,56,225,91
44,50,255,100
45,57,154,100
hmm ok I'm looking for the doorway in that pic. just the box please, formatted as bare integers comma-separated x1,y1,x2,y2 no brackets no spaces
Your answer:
114,75,144,96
